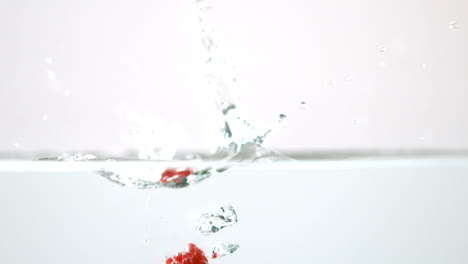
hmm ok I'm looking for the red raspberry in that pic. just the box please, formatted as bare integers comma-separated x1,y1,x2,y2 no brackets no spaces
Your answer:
160,167,193,184
165,243,208,264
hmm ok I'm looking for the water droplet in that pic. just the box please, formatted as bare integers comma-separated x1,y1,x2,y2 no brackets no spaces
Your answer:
449,21,458,29
13,143,20,149
195,205,238,235
299,101,307,109
278,114,288,127
344,74,352,81
64,90,70,97
379,46,386,53
41,114,49,121
421,63,428,70
211,243,240,259
328,79,337,86
44,57,53,64
47,70,56,80
202,35,214,51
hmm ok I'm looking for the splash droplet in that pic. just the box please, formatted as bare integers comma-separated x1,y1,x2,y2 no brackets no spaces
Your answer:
41,114,49,121
47,70,56,80
449,21,458,29
278,114,288,127
202,35,214,51
299,101,307,110
64,90,70,97
13,143,20,149
44,57,53,64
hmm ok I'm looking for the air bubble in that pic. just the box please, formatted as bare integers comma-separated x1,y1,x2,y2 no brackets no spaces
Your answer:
344,74,352,81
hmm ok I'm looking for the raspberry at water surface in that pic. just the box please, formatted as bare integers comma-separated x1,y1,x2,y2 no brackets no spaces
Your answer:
160,167,193,184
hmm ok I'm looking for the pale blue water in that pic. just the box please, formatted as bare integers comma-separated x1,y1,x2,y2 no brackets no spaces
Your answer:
1,159,468,264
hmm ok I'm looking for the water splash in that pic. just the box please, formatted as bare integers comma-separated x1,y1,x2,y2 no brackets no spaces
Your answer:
40,153,96,161
42,0,291,189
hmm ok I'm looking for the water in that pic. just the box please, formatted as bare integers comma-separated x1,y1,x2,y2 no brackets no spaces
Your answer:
2,1,468,263
1,159,468,264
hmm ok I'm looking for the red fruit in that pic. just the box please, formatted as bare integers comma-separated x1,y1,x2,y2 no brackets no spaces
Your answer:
160,167,194,184
165,243,208,264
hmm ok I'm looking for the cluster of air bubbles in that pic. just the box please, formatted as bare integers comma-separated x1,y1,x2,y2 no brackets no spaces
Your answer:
344,74,353,81
328,79,337,86
211,243,240,259
195,205,238,235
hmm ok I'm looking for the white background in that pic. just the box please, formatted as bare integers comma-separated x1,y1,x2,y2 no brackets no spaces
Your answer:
0,0,467,155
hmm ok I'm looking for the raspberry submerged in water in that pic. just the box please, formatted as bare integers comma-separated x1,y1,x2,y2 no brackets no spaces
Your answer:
165,243,209,264
160,167,194,184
